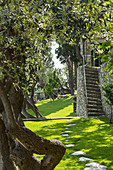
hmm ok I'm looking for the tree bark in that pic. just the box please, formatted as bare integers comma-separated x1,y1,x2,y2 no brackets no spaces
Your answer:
68,60,74,95
24,80,44,118
75,37,82,61
11,143,41,170
74,61,77,90
24,96,44,118
0,118,16,170
0,82,66,169
22,100,36,119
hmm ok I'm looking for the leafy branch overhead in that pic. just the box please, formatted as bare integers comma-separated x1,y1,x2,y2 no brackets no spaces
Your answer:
51,0,112,42
0,1,53,92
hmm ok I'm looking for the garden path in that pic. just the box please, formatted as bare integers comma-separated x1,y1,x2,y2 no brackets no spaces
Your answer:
62,119,107,170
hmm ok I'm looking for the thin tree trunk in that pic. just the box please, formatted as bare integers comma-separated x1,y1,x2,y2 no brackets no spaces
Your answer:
68,60,74,95
24,97,44,118
75,37,82,61
57,78,64,95
74,61,77,90
24,80,44,118
22,101,36,118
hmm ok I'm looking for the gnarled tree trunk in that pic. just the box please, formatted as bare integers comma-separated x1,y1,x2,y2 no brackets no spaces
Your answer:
0,118,17,170
0,82,66,169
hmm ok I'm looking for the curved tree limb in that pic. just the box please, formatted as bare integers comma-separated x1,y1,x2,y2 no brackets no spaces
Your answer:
24,97,44,118
22,100,36,119
0,118,16,170
0,82,66,169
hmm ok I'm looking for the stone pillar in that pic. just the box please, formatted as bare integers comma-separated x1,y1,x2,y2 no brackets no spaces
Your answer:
76,66,87,117
80,39,92,66
86,40,92,66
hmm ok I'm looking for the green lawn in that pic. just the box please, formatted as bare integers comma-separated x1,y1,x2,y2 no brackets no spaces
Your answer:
25,95,113,169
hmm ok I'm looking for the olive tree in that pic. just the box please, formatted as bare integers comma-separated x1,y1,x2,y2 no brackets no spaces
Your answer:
0,1,65,169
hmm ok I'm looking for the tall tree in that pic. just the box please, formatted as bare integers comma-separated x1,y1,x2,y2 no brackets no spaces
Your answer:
55,43,78,95
51,0,111,60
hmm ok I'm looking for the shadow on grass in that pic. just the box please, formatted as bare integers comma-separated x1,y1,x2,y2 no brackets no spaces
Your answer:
62,116,113,169
34,121,68,139
25,116,113,169
67,112,76,117
37,97,73,117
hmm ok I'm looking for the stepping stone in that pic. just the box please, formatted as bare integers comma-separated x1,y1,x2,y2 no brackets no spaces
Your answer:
86,162,100,167
65,144,75,147
71,151,86,156
84,168,101,170
99,165,107,169
62,131,73,133
84,168,107,170
65,139,69,142
85,162,107,169
62,134,69,137
65,127,69,129
67,123,76,127
79,157,93,161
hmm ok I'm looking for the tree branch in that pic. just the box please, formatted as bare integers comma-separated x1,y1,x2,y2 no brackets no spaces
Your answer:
0,118,17,170
0,81,66,169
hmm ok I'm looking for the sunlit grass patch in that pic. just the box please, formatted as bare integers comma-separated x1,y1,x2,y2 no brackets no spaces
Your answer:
25,96,113,169
25,117,113,169
28,94,73,118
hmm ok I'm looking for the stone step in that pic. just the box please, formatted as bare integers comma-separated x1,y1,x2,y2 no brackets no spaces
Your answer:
88,97,101,102
85,71,99,75
87,93,101,98
86,83,99,88
87,86,100,91
85,68,98,71
86,80,99,84
88,103,102,109
88,100,102,105
86,74,99,79
85,66,100,72
88,108,103,112
87,90,100,94
88,112,105,116
85,72,99,76
86,76,99,81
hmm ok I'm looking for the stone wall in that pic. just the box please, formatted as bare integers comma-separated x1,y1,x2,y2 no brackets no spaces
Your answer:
99,63,113,118
76,65,87,116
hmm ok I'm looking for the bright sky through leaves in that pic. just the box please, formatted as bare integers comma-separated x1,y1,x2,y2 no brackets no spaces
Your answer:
51,42,65,69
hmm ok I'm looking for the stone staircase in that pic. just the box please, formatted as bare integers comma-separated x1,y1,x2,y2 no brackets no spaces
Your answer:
85,66,104,117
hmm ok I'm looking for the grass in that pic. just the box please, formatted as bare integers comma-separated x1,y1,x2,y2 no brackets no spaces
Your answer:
25,95,113,170
28,94,74,118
